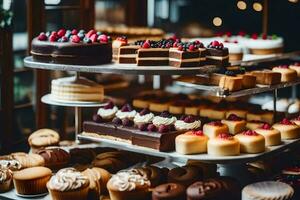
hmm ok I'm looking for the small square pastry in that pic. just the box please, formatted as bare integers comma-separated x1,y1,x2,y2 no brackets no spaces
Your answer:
207,133,240,156
149,97,170,113
169,44,200,68
117,45,139,64
237,74,257,89
226,109,247,119
206,41,229,66
203,121,229,139
291,115,300,126
184,99,202,116
246,111,263,122
169,95,190,115
273,118,300,139
219,75,243,92
250,70,281,85
175,130,208,155
272,65,297,82
133,93,157,109
246,120,265,130
209,73,223,86
255,123,281,146
289,62,300,77
221,114,246,135
175,115,201,131
199,106,226,120
261,110,275,125
234,130,265,153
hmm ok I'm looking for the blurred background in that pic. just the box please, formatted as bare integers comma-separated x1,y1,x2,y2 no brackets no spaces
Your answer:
0,0,299,153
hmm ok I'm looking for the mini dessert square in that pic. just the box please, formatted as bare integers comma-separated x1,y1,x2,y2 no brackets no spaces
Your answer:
234,130,265,154
289,62,300,77
206,41,229,66
207,133,240,156
169,43,200,68
203,121,229,139
255,123,281,146
219,75,243,92
273,118,300,139
221,114,246,135
250,70,281,85
175,130,208,155
200,106,226,120
246,120,265,130
272,65,297,82
226,109,247,119
118,45,140,64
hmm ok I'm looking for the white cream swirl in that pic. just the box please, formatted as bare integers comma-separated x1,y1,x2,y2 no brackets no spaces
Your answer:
134,113,154,125
175,120,201,131
152,116,177,126
0,160,21,170
116,110,137,120
0,168,11,183
97,106,118,119
108,170,150,191
48,168,88,191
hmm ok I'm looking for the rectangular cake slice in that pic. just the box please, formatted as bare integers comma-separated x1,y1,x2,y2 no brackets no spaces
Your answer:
169,45,200,68
206,41,229,66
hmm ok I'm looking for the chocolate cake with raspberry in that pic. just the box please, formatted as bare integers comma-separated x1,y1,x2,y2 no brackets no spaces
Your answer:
31,29,112,65
206,41,229,66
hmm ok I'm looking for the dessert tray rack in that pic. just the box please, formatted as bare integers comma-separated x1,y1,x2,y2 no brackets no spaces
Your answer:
23,52,300,181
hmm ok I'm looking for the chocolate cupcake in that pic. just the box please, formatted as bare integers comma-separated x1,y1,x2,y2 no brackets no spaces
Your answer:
37,148,70,170
152,183,186,200
134,166,167,187
168,166,203,187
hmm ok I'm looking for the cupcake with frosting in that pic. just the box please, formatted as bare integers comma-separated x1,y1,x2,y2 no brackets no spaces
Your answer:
97,101,118,121
107,169,151,200
175,115,201,131
133,108,154,127
0,168,13,192
47,168,90,200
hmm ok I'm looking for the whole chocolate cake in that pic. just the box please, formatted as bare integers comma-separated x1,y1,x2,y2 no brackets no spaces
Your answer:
31,29,112,65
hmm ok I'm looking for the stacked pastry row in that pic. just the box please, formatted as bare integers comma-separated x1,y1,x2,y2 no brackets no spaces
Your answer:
112,36,229,67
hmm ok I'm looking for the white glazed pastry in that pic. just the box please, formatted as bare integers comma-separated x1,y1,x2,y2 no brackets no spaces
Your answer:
234,130,265,153
273,118,300,139
175,130,208,155
152,111,177,127
203,121,229,139
255,123,281,146
207,133,240,156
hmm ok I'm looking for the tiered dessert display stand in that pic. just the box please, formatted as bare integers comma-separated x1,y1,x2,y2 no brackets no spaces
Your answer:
24,52,300,185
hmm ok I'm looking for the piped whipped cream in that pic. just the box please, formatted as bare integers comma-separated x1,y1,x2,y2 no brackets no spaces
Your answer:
98,106,118,119
134,113,154,125
175,120,201,131
116,110,137,120
152,116,177,127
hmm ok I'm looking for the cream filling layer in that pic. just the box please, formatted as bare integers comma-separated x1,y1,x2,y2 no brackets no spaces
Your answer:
206,55,229,60
119,54,137,58
137,57,169,61
169,57,201,62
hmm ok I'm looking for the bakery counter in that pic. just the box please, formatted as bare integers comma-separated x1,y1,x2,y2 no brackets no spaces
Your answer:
78,134,300,165
24,56,220,75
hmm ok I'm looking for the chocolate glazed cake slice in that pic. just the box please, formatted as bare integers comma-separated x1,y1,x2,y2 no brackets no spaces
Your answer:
169,42,200,68
206,41,229,66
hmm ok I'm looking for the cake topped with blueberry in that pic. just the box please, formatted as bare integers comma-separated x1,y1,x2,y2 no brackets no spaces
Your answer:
174,115,201,131
31,29,112,65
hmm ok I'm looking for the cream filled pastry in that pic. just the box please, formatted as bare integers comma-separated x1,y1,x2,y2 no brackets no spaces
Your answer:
115,104,137,120
174,115,201,131
221,114,246,135
207,133,240,156
255,123,281,146
234,130,265,153
273,118,300,139
133,108,154,126
97,101,118,120
152,111,177,127
175,130,208,155
203,121,229,139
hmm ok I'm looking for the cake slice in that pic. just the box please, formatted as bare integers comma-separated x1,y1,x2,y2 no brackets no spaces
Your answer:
219,75,243,92
250,70,281,85
112,36,128,61
206,41,229,66
272,65,297,82
221,114,246,135
169,44,200,68
203,121,229,139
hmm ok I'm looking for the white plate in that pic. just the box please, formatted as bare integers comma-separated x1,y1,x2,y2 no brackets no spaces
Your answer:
15,192,48,198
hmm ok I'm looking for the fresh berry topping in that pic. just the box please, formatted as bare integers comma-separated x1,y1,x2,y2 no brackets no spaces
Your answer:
188,45,195,51
90,34,97,42
180,115,186,120
177,45,183,51
293,62,300,66
147,124,157,132
60,36,68,42
122,118,133,127
277,65,289,69
260,123,272,130
251,33,258,40
142,40,151,48
139,108,150,116
225,31,232,37
243,130,258,136
51,31,58,37
227,114,242,121
280,118,294,125
173,42,179,47
218,133,233,140
208,121,223,126
112,117,122,125
116,36,127,41
71,29,78,35
238,31,246,37
83,37,92,43
166,43,171,48
184,115,196,123
160,111,172,118
262,33,267,40
49,34,58,42
168,35,178,41
121,104,132,112
38,32,47,41
93,114,102,123
57,29,66,38
104,101,114,109
208,41,224,49
158,125,169,133
211,40,220,46
71,35,80,43
98,34,108,43
138,123,148,131
233,40,238,43
194,40,200,45
191,130,204,136
86,30,96,38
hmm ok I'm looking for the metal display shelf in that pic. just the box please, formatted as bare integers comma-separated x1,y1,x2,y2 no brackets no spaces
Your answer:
175,79,300,98
78,134,300,164
23,56,220,75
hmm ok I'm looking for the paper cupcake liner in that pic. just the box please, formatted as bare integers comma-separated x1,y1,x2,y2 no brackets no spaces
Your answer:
108,189,151,200
13,175,51,195
0,179,12,193
48,185,89,200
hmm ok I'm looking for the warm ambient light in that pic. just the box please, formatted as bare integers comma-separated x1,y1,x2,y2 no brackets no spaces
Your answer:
253,2,263,12
288,0,298,3
213,17,222,27
237,1,247,10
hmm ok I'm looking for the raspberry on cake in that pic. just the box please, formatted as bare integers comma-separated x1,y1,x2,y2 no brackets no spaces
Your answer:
226,109,248,119
221,114,246,135
234,130,265,153
206,41,229,66
255,123,281,146
273,118,300,139
169,42,201,68
174,115,201,131
133,108,154,126
203,121,229,139
289,62,300,77
272,65,297,82
115,104,137,126
175,130,208,155
31,29,112,65
207,133,240,156
97,101,118,120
